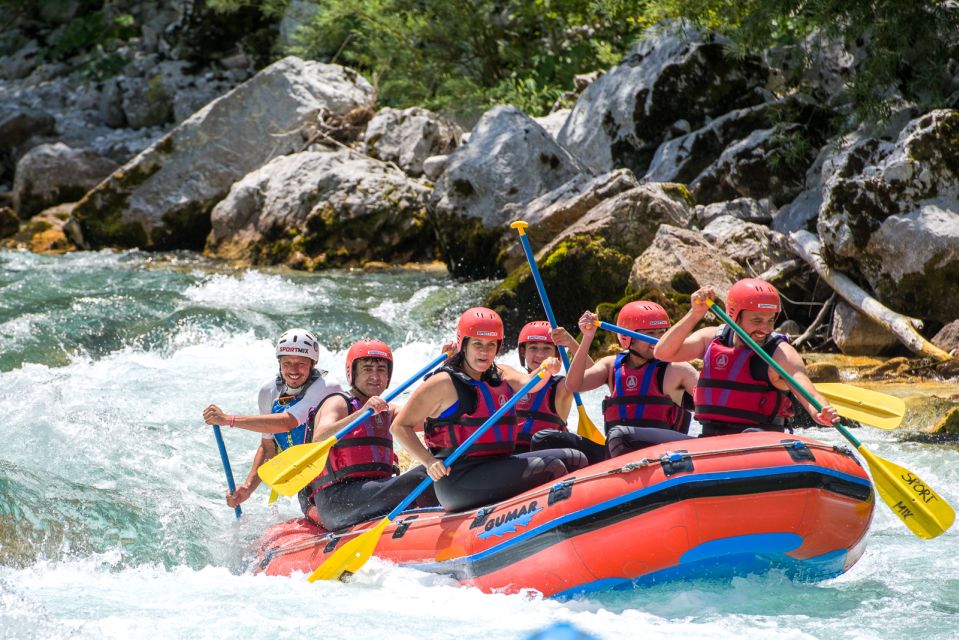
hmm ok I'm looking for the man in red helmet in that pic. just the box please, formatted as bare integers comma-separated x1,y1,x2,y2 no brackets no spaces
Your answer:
654,279,838,436
567,302,700,456
300,339,439,530
392,307,588,513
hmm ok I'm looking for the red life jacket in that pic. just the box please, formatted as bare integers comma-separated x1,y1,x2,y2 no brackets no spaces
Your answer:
306,392,399,494
694,326,795,431
424,365,518,459
515,375,568,448
602,352,690,433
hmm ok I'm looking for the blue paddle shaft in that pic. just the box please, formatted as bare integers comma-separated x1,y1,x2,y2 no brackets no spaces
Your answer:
331,353,450,442
386,370,547,519
515,231,585,408
213,425,242,519
596,321,659,345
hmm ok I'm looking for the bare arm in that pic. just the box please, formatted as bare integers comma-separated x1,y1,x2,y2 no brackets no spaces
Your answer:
226,439,277,508
770,344,839,426
499,359,561,393
203,404,298,434
311,394,389,442
391,374,456,481
566,311,613,393
662,362,699,406
654,287,717,362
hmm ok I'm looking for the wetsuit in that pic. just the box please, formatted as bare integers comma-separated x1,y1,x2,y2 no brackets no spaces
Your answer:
695,326,795,437
424,365,588,513
299,392,438,530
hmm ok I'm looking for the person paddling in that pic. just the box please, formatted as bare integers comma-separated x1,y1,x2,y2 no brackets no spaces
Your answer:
567,302,699,457
299,339,439,530
512,321,580,452
202,329,339,509
391,307,588,513
653,279,838,436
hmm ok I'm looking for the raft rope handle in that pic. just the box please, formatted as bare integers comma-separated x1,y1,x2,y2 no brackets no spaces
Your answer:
262,440,849,558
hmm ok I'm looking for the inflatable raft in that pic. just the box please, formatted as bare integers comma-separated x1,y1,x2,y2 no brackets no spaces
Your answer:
253,431,874,597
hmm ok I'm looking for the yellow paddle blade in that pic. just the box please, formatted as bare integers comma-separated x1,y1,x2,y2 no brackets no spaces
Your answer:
308,517,391,582
859,446,955,539
256,437,336,497
268,488,279,504
814,383,906,430
576,405,606,445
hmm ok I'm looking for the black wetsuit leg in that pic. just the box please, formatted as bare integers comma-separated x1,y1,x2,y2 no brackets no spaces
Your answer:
529,429,609,465
312,465,438,531
605,426,696,458
433,448,587,513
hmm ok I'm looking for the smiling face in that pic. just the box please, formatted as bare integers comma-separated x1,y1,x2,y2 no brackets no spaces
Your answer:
463,337,499,375
352,357,390,398
278,355,314,388
736,309,777,345
522,342,557,370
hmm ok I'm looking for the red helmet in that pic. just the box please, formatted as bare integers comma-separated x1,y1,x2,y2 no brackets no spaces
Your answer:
616,301,670,349
456,307,504,352
517,320,554,368
725,278,781,322
346,339,393,386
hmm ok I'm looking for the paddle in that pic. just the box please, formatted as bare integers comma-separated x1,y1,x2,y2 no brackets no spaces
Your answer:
510,221,605,445
308,367,550,582
706,299,954,540
258,352,451,497
212,425,241,519
596,321,905,429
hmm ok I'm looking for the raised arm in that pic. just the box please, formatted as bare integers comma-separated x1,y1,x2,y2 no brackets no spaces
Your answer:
654,287,716,362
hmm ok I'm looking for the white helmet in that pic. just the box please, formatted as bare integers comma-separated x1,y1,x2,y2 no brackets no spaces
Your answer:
275,328,319,363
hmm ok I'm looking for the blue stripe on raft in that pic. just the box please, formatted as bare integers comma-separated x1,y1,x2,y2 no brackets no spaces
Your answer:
551,538,851,599
407,465,870,573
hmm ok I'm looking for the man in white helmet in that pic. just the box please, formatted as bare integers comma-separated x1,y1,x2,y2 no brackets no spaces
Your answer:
202,329,339,509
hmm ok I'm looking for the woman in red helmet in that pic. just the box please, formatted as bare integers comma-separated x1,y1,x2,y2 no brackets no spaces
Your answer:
566,302,699,457
654,279,838,436
301,339,438,530
392,308,588,513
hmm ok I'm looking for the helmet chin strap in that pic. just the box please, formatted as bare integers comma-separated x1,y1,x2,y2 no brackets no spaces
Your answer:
627,348,648,364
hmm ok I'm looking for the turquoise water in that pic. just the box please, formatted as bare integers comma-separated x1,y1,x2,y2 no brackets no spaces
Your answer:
1,249,957,640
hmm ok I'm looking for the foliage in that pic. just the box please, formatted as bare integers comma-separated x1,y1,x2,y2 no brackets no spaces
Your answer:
284,0,650,117
646,0,959,122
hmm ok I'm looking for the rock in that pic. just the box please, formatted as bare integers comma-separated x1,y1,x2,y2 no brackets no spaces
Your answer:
805,362,840,382
0,39,41,80
700,214,792,273
363,107,462,176
422,155,449,180
818,109,959,323
771,187,821,234
484,235,634,345
540,183,693,260
121,61,194,129
693,197,771,227
533,109,570,139
430,105,586,278
13,143,119,218
557,20,767,175
628,224,745,298
932,320,959,356
68,57,375,251
931,407,959,436
0,206,77,254
831,301,900,356
206,149,433,269
0,206,18,239
97,78,127,128
0,107,57,174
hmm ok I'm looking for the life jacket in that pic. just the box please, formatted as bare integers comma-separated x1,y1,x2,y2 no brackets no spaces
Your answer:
423,365,518,459
270,368,322,451
515,375,568,448
694,326,795,430
602,352,690,433
305,392,399,494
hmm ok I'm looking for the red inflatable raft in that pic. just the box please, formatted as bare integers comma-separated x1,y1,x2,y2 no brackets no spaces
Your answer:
253,432,874,597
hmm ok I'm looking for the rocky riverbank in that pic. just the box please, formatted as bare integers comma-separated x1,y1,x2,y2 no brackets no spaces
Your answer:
1,6,957,373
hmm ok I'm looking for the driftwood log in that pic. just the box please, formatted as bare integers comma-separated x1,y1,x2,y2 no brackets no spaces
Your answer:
789,230,954,362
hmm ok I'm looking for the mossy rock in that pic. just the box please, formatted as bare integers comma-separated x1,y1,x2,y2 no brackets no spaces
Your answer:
431,210,507,279
484,234,633,347
932,407,959,435
806,362,841,382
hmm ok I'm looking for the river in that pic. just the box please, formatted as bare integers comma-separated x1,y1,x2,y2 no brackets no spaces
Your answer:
1,249,956,640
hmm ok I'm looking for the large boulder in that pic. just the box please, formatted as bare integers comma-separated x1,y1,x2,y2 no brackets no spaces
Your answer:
831,301,899,356
430,106,586,278
557,20,767,175
207,150,433,269
67,57,374,251
700,214,792,274
0,107,56,181
13,143,118,218
932,320,959,357
818,109,959,322
363,107,462,177
629,224,745,298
